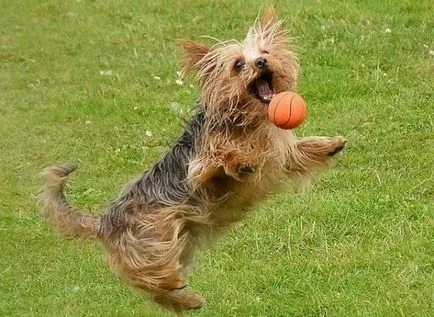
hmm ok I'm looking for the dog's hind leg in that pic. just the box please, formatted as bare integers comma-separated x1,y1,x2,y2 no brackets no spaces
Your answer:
129,263,205,316
152,288,205,316
114,243,205,316
106,208,205,315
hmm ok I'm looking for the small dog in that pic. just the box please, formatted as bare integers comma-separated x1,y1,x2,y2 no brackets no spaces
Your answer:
41,6,346,316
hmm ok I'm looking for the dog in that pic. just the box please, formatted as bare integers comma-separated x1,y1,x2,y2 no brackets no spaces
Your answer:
40,6,346,316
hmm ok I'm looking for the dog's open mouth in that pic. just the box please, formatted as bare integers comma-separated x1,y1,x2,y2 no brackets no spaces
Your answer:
249,72,275,104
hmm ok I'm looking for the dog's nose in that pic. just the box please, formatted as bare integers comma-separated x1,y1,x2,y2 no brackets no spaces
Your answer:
255,57,268,70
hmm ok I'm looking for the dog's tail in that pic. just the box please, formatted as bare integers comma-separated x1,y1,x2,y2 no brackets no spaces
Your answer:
40,163,101,239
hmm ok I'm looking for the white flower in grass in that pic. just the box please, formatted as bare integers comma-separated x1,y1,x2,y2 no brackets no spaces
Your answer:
145,130,152,137
385,28,392,33
99,70,113,76
169,102,181,113
175,79,184,85
429,50,434,56
153,75,161,80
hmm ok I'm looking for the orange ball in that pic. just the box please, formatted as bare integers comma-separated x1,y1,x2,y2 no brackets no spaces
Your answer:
268,91,307,129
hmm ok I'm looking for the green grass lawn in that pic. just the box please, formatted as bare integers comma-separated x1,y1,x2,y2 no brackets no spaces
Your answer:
1,0,433,316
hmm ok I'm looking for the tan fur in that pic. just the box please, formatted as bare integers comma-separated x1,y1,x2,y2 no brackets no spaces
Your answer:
40,7,346,316
40,163,100,239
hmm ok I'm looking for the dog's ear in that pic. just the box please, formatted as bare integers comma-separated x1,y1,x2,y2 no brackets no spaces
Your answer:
177,39,211,74
253,4,288,46
260,4,278,29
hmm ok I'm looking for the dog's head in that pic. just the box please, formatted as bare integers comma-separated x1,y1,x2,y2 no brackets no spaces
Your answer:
179,6,298,122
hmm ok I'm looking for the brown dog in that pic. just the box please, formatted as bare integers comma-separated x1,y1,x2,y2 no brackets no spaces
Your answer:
41,7,346,316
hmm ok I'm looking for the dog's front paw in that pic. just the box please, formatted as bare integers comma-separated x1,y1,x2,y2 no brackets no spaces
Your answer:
236,163,256,174
328,136,347,156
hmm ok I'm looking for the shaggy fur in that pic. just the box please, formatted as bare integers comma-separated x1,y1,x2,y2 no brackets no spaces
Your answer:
40,7,346,316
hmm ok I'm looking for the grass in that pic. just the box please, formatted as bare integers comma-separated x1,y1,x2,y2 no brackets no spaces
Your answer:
1,0,433,316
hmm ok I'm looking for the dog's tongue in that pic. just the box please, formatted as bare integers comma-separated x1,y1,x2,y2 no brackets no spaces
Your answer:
256,78,274,102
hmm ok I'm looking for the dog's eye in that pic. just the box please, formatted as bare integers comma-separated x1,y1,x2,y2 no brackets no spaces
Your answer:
234,59,245,70
263,50,270,54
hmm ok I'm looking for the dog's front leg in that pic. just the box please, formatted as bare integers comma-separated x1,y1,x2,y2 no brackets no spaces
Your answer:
188,149,258,186
287,136,347,175
220,149,258,180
